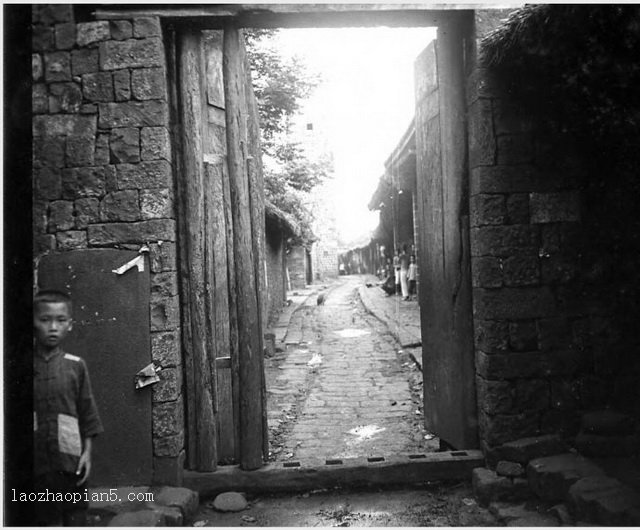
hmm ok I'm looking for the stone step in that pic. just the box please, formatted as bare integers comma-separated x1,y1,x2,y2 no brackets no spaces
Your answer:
581,409,637,436
527,453,606,502
568,475,640,526
488,434,568,466
472,468,533,507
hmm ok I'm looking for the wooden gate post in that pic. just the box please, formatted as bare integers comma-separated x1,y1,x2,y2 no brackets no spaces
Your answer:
223,23,266,470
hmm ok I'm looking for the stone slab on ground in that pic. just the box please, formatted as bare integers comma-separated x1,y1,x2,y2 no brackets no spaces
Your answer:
152,486,199,518
212,491,249,512
568,475,640,526
107,509,166,527
527,453,605,502
491,434,568,465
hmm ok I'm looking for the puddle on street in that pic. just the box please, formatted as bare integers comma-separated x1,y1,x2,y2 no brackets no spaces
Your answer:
335,328,371,338
347,424,386,442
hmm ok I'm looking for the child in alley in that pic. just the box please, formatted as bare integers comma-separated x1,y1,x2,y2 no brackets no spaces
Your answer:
33,289,103,526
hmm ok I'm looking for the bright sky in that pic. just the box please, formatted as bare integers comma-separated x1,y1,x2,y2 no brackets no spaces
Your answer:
274,27,436,245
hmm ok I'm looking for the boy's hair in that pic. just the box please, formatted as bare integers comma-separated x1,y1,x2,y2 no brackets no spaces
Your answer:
34,289,73,314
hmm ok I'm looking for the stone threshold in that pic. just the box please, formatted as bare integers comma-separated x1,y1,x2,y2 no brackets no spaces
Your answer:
184,450,484,497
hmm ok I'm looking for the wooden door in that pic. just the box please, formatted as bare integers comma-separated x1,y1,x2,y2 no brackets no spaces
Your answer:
170,24,267,471
414,20,478,449
38,249,153,485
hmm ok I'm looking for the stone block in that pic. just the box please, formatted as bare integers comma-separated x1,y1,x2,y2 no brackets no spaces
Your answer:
48,82,82,113
33,201,49,234
479,411,539,446
100,38,165,70
476,348,580,380
149,242,177,272
66,136,95,167
489,502,551,525
133,17,162,38
150,294,180,331
34,167,62,200
496,460,525,478
54,22,76,50
472,257,503,288
152,398,183,437
100,190,140,222
113,69,131,101
151,331,180,367
32,5,73,25
33,83,48,113
153,452,185,487
117,160,172,189
473,286,556,320
541,254,578,284
153,486,198,518
508,320,537,352
497,133,533,165
98,100,168,128
568,476,640,526
470,225,539,258
153,431,184,457
131,67,167,100
81,104,98,114
505,193,529,225
95,133,110,166
33,26,54,52
152,368,181,403
77,21,111,47
62,167,105,199
74,198,100,229
151,271,179,298
48,200,74,232
33,114,96,138
71,48,99,75
530,192,581,224
527,453,605,502
110,127,140,163
141,127,171,161
88,219,176,246
56,230,87,250
575,432,640,458
212,492,248,512
35,235,57,253
32,54,43,81
581,409,636,436
538,317,571,351
515,379,549,412
470,194,506,227
476,376,513,414
140,188,173,219
468,98,496,168
472,467,514,507
502,255,539,287
82,72,114,102
474,319,509,353
104,165,117,193
33,135,65,169
109,20,133,40
108,509,166,527
44,51,71,82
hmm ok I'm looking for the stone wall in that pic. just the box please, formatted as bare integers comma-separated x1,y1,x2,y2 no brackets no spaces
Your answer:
32,5,184,484
287,245,307,290
265,221,286,327
468,10,633,453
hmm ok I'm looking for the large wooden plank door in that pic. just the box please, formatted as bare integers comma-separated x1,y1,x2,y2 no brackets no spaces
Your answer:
171,24,267,471
414,19,478,449
38,249,153,485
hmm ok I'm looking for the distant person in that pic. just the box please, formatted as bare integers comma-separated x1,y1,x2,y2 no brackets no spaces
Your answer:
339,262,345,276
393,249,401,295
399,247,410,300
33,289,103,526
408,254,418,301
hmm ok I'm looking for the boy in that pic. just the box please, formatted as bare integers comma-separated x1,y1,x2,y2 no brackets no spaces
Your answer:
33,289,103,526
408,255,418,300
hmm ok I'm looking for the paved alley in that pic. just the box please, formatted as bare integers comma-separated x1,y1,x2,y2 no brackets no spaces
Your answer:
265,275,437,463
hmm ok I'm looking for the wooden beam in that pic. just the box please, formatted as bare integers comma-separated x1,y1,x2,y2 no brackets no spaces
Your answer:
223,23,265,471
176,30,217,472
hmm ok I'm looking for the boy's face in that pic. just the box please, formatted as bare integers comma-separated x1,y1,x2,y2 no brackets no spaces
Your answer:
34,302,73,350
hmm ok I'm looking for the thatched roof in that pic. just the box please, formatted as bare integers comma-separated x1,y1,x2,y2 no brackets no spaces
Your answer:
265,200,299,237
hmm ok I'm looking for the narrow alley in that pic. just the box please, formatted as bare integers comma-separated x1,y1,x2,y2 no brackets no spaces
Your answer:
265,275,438,463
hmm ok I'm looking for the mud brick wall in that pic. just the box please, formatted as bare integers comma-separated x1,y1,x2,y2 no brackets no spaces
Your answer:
287,246,307,290
468,10,635,452
265,221,286,327
32,5,184,484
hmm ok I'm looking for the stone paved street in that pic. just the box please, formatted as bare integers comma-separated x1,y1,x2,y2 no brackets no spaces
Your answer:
265,275,437,463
